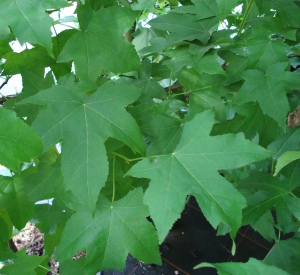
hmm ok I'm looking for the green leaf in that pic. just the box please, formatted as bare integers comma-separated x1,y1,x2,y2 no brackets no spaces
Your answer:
0,249,46,275
3,47,55,77
58,6,141,81
264,238,300,274
55,188,161,271
255,0,300,28
0,0,53,53
177,67,227,121
0,175,34,230
127,110,272,242
236,63,300,128
130,95,183,155
238,172,300,225
24,149,64,202
216,0,238,19
268,128,300,159
212,102,279,147
149,13,218,45
274,151,300,176
195,257,289,274
239,30,290,71
251,211,276,242
18,78,144,212
173,0,219,20
0,108,42,172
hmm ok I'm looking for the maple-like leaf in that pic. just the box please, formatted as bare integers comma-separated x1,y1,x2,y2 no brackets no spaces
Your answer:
0,0,53,53
0,108,43,172
3,47,55,77
212,102,279,147
0,175,34,230
236,63,300,128
127,110,272,242
55,188,161,271
264,238,300,274
236,30,289,71
238,171,300,225
18,77,145,212
195,257,288,275
149,13,218,46
173,0,219,20
0,249,46,275
177,68,227,121
58,6,141,81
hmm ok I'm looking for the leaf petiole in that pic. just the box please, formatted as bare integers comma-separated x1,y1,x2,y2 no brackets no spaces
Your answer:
112,154,116,206
112,152,164,163
237,0,254,36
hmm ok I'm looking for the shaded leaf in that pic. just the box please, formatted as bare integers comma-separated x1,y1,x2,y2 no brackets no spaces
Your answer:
274,151,300,176
264,237,300,275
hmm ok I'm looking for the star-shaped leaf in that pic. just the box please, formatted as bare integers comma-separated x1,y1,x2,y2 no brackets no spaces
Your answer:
238,171,300,225
195,257,288,275
18,77,145,212
239,30,289,71
55,188,161,271
127,110,272,242
0,108,43,172
149,13,218,46
0,0,53,53
0,175,34,230
236,63,300,128
0,249,46,275
58,6,141,81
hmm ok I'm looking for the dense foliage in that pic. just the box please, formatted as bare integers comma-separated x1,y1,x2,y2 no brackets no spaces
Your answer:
1,0,300,274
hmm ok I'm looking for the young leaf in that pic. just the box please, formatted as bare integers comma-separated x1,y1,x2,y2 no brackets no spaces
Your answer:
58,6,140,81
0,0,53,53
0,108,42,172
55,188,161,271
127,110,272,242
274,151,300,176
195,257,288,274
18,79,144,212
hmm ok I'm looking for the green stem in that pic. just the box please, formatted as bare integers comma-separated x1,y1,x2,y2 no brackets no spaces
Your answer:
112,152,144,163
290,191,297,198
111,154,116,206
168,70,173,96
56,23,80,31
38,265,59,275
237,0,254,36
112,152,164,163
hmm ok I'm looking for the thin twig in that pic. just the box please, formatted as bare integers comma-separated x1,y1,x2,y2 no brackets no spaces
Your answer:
0,78,10,90
164,83,182,92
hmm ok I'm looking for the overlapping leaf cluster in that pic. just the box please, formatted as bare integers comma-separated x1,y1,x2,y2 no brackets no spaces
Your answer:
0,0,300,273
